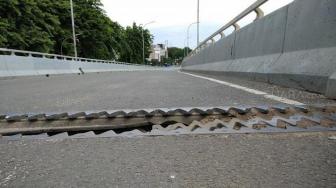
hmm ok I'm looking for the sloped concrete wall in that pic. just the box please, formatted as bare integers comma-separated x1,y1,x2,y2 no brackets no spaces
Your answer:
234,6,288,59
182,0,336,98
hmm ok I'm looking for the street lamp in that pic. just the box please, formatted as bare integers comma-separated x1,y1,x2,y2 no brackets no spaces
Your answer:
197,0,200,46
183,38,187,57
70,0,77,58
140,21,155,64
61,34,80,55
186,22,199,55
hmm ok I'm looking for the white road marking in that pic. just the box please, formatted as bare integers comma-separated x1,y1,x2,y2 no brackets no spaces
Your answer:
180,71,305,105
328,136,336,140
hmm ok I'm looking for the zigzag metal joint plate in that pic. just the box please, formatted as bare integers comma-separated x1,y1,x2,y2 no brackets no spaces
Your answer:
0,105,335,140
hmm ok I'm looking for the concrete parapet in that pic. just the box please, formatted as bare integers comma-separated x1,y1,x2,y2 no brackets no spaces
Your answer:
0,54,162,78
182,0,336,98
326,72,336,99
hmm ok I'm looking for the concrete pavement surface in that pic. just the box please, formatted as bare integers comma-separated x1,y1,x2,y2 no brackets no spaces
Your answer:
0,70,334,114
0,132,335,187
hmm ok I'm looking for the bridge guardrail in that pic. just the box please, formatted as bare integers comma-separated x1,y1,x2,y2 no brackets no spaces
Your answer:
188,0,268,57
0,48,132,65
0,48,163,77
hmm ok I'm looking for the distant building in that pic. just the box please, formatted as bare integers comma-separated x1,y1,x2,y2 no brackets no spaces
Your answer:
149,44,168,62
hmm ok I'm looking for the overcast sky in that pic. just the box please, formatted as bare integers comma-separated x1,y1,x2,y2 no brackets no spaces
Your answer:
101,0,293,48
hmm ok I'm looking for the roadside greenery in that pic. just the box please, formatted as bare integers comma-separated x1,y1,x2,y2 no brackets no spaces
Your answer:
168,47,191,60
158,47,191,65
0,0,152,64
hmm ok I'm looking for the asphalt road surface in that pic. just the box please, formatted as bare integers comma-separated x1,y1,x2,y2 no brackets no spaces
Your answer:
0,132,336,187
1,70,335,187
0,70,334,114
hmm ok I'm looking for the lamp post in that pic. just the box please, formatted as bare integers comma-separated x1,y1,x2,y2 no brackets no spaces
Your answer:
61,34,80,56
140,21,155,64
184,38,187,57
197,0,200,46
61,38,71,56
186,22,198,55
70,0,77,58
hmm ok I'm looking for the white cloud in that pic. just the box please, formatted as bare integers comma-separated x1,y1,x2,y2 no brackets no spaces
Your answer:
101,0,293,47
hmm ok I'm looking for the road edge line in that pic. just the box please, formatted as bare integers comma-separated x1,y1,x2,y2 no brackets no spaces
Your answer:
179,71,305,105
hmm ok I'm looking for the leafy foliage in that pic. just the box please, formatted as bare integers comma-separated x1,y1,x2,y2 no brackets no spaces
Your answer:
120,23,153,64
168,47,191,60
161,47,191,65
0,0,152,63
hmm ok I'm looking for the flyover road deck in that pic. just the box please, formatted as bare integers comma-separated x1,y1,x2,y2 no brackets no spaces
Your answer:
0,70,336,187
0,132,336,187
0,69,335,114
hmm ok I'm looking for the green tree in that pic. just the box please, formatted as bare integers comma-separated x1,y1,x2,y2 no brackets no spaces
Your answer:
0,0,61,52
163,47,191,65
0,0,153,63
120,23,153,64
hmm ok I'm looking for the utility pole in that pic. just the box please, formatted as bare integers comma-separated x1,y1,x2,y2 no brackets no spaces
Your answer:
197,0,200,46
70,0,77,58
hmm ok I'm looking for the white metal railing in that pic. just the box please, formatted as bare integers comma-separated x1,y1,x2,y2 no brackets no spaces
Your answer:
0,48,146,66
189,0,268,57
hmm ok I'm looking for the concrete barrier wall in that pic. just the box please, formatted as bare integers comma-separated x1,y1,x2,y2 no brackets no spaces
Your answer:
182,0,336,99
0,54,161,78
234,6,288,59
